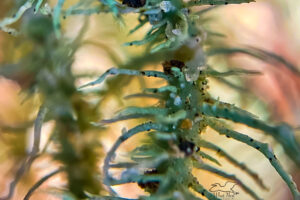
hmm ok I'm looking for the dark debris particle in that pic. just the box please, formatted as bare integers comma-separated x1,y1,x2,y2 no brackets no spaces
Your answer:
162,60,185,74
122,0,146,8
138,169,160,193
179,139,196,156
120,136,126,142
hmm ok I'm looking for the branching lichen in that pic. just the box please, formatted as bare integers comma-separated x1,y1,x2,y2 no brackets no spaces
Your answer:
85,63,300,199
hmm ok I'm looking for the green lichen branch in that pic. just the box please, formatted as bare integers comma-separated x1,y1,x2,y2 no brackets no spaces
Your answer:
206,118,300,199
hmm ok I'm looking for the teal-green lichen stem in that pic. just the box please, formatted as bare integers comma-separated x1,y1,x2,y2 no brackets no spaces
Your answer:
207,118,300,199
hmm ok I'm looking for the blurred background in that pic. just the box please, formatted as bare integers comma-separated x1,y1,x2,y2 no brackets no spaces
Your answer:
0,0,300,199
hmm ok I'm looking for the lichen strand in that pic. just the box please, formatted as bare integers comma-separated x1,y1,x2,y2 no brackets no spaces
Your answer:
0,15,103,199
100,62,293,200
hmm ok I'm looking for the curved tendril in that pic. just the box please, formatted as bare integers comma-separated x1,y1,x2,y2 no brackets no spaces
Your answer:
206,117,300,199
198,140,268,190
0,106,47,200
194,162,262,200
78,68,170,90
0,0,35,35
23,168,63,200
103,122,168,195
201,102,300,166
197,151,221,166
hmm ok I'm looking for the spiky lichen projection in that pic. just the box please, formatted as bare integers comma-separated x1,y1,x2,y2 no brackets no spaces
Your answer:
81,60,300,199
76,0,300,198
